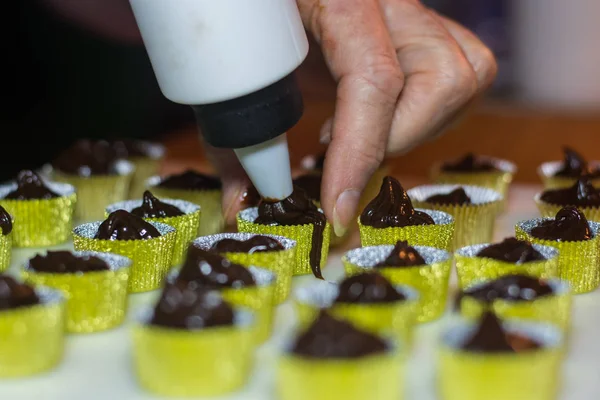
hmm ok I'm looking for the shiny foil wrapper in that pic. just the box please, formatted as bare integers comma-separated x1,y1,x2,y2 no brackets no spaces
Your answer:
0,288,65,377
343,245,452,323
147,175,223,235
21,252,131,333
293,280,419,344
132,308,255,397
534,192,600,223
538,160,600,189
0,181,76,247
237,208,331,276
438,319,564,400
455,243,559,289
458,279,572,331
128,146,165,199
53,160,134,222
408,185,502,250
106,199,201,266
516,219,600,293
357,209,455,251
0,232,12,272
72,221,176,293
193,233,297,304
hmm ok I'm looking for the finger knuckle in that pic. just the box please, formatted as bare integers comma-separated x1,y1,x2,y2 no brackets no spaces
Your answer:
352,141,386,169
475,47,498,86
438,59,478,102
359,64,404,103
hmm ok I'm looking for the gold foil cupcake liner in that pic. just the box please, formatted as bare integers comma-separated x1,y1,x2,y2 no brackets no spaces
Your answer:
237,207,331,276
106,199,201,266
0,232,12,272
0,288,65,377
192,233,297,304
72,221,176,293
438,318,564,400
358,209,455,251
534,193,600,222
128,146,164,199
0,181,76,247
132,308,255,397
343,245,452,323
516,219,600,293
408,184,502,249
455,243,560,289
538,161,600,190
21,252,131,333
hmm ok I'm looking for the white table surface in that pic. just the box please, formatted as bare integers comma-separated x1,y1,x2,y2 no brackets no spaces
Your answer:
1,184,599,400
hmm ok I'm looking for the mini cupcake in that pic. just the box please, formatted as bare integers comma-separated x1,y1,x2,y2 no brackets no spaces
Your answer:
112,139,165,199
293,273,419,343
0,275,65,377
193,233,296,304
455,238,559,288
358,176,455,250
516,206,600,293
237,188,331,278
52,139,134,221
0,206,13,272
456,275,572,330
106,190,201,265
343,241,452,322
72,210,176,292
21,251,131,333
535,177,600,222
147,170,223,235
538,147,600,189
438,312,563,400
408,184,502,249
0,170,76,247
133,282,255,396
278,311,403,400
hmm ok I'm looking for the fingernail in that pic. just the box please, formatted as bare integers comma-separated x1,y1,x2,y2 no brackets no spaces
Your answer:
333,189,361,237
319,118,333,144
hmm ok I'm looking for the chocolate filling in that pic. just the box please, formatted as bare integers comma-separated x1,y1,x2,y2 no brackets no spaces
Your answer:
375,240,425,267
157,170,222,190
476,237,545,264
53,139,123,176
131,191,185,218
540,178,600,207
29,251,109,273
0,275,40,311
334,272,405,304
441,153,497,173
4,170,59,200
211,236,285,254
94,210,162,240
530,206,593,242
425,187,472,205
0,206,12,235
293,174,322,202
554,147,600,178
460,274,554,305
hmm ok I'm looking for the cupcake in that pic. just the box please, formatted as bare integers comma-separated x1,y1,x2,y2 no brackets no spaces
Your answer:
516,206,600,293
358,176,455,250
52,139,134,221
106,190,201,265
455,238,559,288
133,282,255,396
72,210,176,292
538,147,600,189
293,272,419,343
438,312,563,400
0,206,13,272
535,177,600,222
0,170,76,247
193,233,296,304
343,241,452,322
0,275,65,377
237,188,331,278
111,139,165,198
456,274,572,330
408,184,502,249
21,251,131,333
147,170,223,235
278,311,403,400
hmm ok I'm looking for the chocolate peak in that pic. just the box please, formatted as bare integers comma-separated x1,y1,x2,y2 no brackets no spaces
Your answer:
111,139,161,158
554,147,599,178
53,139,122,176
4,170,59,200
334,272,405,304
29,251,109,274
540,178,600,207
375,240,425,267
425,187,472,205
460,274,554,304
158,170,222,190
0,275,40,311
94,210,162,241
0,205,12,235
131,191,185,218
360,176,435,228
293,174,322,202
530,206,593,242
462,312,541,353
210,236,285,254
476,237,545,264
442,153,496,172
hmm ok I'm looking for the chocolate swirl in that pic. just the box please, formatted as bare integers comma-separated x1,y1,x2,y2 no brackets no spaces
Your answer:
29,251,109,273
375,240,425,267
462,312,542,353
531,206,593,241
94,210,161,240
4,170,59,200
158,170,222,190
460,274,554,304
441,153,497,172
425,187,472,205
131,191,185,218
177,247,255,289
0,275,40,311
53,139,123,176
476,237,545,264
540,178,600,207
554,147,600,178
334,272,405,304
0,206,12,235
211,236,285,254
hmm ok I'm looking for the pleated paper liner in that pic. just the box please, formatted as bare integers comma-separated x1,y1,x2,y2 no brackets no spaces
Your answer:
408,184,502,250
358,209,455,251
0,181,76,247
293,279,419,344
438,318,564,400
132,307,255,397
538,160,600,190
192,233,296,304
22,251,131,333
516,218,600,293
343,245,452,323
106,199,201,266
0,287,65,377
455,243,560,289
53,160,134,222
127,143,165,199
146,175,223,235
0,231,12,272
72,221,176,293
457,278,572,331
237,207,331,276
534,192,600,222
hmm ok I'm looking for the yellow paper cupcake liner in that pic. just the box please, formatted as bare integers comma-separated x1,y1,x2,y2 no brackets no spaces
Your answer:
237,208,331,276
0,232,12,272
21,252,131,333
535,194,600,222
538,161,600,190
0,288,65,377
73,221,176,293
516,220,600,293
128,157,161,199
132,309,255,397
